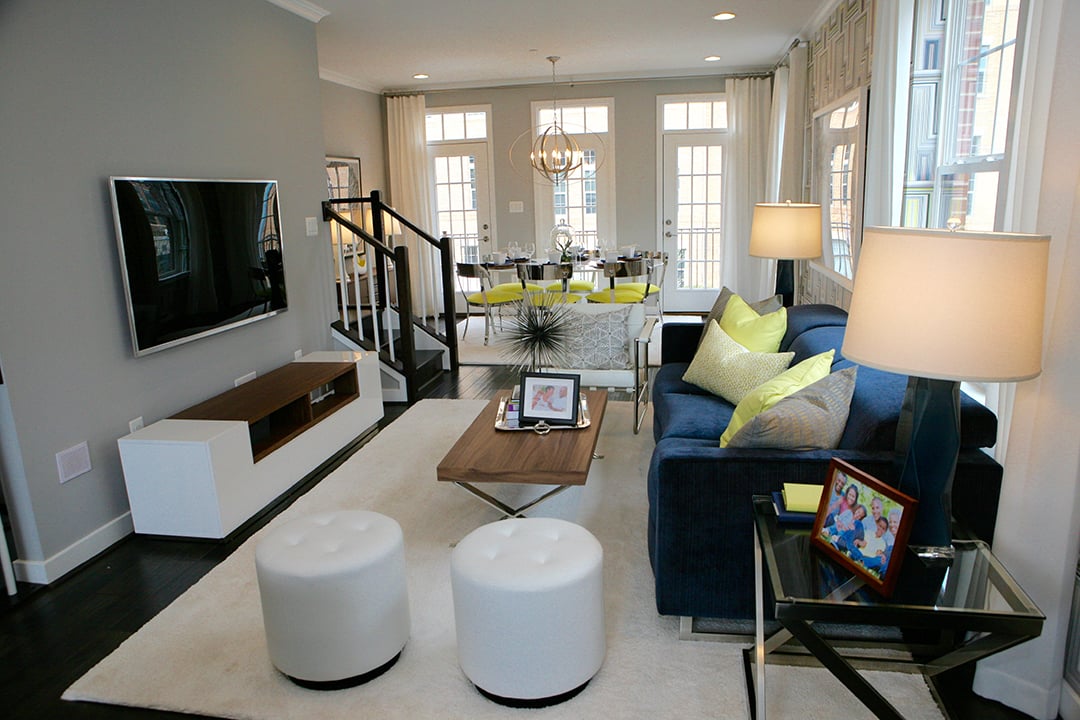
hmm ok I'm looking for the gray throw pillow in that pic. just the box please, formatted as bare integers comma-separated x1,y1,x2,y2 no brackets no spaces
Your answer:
725,366,857,450
562,304,633,369
700,287,783,348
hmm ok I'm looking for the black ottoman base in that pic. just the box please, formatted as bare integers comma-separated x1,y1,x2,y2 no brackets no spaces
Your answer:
286,649,402,691
475,678,591,708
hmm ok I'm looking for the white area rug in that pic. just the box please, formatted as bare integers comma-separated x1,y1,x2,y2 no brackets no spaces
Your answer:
64,400,944,719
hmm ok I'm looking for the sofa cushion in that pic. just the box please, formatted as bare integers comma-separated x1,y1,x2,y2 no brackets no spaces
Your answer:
719,295,787,353
720,350,835,447
682,321,794,404
653,389,736,442
727,367,857,450
779,303,849,351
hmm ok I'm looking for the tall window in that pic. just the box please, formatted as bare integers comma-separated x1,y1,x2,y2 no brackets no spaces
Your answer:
902,0,1022,231
426,106,494,281
532,99,614,250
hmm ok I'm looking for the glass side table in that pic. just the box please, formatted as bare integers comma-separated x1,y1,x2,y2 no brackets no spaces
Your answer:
749,495,1044,720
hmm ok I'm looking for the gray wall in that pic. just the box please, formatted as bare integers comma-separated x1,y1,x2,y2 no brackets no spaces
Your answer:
0,0,335,578
428,76,728,255
321,81,387,196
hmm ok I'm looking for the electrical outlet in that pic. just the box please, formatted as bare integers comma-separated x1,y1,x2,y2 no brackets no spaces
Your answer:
235,371,257,387
128,416,144,433
294,349,303,360
509,201,524,213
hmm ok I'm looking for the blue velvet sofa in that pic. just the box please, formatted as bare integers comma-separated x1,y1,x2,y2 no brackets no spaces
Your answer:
648,304,1004,620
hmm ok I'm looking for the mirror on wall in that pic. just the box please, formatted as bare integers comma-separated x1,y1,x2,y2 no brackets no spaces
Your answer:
811,86,869,284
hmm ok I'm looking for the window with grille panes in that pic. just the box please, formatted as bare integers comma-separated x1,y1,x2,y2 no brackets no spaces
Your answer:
426,106,494,291
531,98,614,250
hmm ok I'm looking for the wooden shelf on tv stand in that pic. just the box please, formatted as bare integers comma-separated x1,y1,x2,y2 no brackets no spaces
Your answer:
118,352,383,539
171,362,359,462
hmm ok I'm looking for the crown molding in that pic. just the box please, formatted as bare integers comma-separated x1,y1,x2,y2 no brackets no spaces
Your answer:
264,0,330,23
319,68,382,94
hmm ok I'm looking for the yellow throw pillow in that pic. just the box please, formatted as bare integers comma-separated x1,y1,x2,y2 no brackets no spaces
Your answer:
719,294,787,353
682,320,794,404
719,349,835,447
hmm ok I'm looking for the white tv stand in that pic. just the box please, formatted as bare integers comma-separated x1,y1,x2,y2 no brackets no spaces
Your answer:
118,351,383,539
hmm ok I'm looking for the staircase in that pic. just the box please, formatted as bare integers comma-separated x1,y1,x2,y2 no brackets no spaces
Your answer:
323,192,458,403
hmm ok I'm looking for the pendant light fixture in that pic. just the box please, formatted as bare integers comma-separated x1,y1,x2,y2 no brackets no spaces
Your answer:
530,56,583,183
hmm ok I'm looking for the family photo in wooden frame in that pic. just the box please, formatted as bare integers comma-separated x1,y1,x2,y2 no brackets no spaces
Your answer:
810,458,918,597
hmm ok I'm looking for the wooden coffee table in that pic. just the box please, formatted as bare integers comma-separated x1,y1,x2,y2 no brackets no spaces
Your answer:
436,390,608,517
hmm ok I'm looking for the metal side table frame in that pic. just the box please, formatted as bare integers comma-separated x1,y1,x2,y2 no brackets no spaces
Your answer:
748,496,1044,720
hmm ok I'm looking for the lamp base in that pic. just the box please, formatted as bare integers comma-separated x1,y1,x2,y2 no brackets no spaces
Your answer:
895,377,961,553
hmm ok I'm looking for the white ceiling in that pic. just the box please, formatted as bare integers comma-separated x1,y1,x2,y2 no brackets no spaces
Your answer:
284,0,834,93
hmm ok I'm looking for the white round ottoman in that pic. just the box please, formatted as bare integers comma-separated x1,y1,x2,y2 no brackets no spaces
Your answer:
450,517,605,707
254,510,410,689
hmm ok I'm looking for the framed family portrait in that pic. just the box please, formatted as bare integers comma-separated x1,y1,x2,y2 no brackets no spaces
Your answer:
518,372,580,427
810,458,918,598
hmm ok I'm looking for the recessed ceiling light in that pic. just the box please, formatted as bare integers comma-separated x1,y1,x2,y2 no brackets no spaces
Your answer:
704,55,722,62
712,11,736,21
413,73,429,79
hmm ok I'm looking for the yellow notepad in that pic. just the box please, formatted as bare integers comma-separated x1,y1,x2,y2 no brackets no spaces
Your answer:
781,483,823,514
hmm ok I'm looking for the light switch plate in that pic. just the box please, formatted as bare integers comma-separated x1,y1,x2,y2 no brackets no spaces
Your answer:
509,201,524,213
305,216,319,236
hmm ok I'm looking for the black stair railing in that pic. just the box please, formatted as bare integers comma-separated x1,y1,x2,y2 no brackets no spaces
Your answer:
322,191,458,403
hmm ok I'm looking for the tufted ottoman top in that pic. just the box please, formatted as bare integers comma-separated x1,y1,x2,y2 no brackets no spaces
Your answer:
255,510,403,579
452,517,602,592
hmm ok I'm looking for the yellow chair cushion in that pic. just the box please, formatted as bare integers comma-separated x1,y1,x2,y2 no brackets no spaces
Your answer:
490,282,544,295
620,281,660,296
528,291,582,306
585,287,647,304
719,294,787,353
546,279,595,293
719,350,835,447
465,288,523,305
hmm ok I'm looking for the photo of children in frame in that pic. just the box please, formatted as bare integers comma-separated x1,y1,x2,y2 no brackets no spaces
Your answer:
810,459,918,597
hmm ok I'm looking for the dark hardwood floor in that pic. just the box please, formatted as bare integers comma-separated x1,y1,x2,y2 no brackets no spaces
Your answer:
0,363,1043,719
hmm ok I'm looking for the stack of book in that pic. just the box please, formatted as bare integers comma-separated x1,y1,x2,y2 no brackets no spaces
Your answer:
771,482,823,525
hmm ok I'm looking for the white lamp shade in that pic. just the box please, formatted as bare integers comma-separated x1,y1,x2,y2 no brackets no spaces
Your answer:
363,206,404,236
842,226,1050,382
748,203,823,259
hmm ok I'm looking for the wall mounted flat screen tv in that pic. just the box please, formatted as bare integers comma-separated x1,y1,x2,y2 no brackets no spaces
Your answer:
110,177,287,356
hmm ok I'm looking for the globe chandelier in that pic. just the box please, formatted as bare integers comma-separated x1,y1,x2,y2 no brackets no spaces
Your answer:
530,56,583,184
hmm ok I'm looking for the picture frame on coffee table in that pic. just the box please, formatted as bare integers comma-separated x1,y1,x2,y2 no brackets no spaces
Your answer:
810,458,918,598
518,372,580,427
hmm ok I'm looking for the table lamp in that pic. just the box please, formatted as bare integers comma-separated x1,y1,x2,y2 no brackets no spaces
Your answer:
363,205,404,242
749,202,823,305
842,226,1050,555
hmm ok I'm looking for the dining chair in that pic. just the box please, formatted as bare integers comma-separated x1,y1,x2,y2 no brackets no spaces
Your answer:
456,262,524,345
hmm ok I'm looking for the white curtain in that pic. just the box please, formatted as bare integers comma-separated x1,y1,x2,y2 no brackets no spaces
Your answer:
386,94,440,316
764,46,809,297
779,45,807,205
863,0,914,227
972,2,1080,718
723,76,774,300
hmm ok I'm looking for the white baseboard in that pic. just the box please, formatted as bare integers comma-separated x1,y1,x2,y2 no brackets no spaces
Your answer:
1062,681,1080,720
974,664,1063,720
14,513,133,584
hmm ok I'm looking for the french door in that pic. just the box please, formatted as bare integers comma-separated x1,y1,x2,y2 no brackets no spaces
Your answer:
430,142,493,305
661,133,726,312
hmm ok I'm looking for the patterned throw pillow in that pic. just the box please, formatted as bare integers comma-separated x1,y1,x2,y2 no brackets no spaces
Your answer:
682,320,794,404
719,349,835,447
562,305,633,369
726,367,858,450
